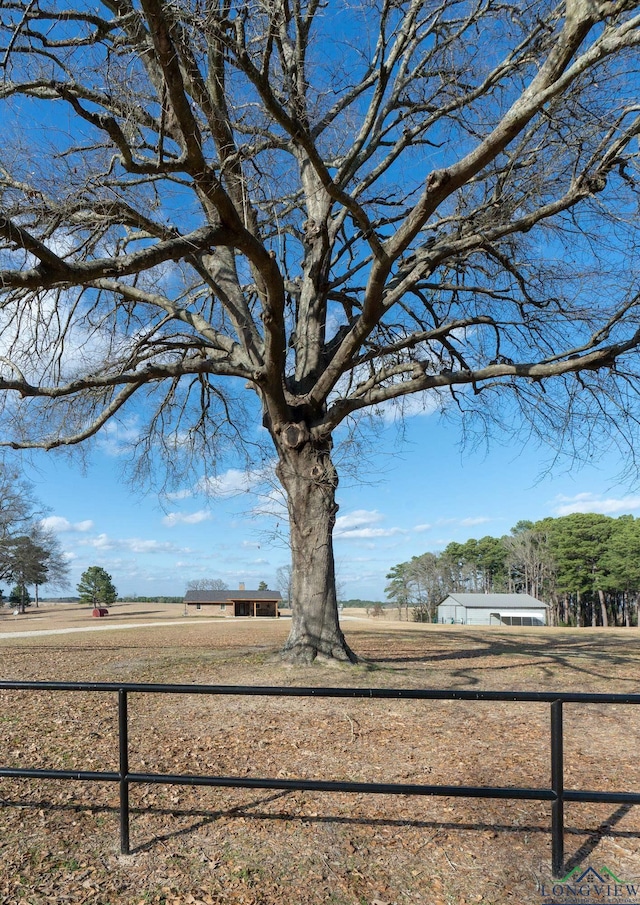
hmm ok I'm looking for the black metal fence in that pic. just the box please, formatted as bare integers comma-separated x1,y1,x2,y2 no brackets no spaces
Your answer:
1,679,639,877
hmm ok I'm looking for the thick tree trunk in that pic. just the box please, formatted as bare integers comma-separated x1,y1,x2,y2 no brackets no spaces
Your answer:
275,432,357,664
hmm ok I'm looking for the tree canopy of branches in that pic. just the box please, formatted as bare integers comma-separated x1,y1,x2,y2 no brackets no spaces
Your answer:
388,513,640,627
3,0,640,660
0,465,41,541
0,466,69,607
186,578,229,591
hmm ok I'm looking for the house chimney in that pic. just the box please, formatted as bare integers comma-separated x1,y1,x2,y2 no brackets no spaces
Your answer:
239,582,245,591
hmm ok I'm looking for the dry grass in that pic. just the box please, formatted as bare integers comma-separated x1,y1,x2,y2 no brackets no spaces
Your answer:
1,604,640,904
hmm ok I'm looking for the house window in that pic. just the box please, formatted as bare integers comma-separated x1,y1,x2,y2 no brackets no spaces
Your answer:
196,603,201,610
220,604,226,611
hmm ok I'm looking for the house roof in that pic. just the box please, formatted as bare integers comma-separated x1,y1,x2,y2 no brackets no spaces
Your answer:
184,589,281,603
439,593,548,609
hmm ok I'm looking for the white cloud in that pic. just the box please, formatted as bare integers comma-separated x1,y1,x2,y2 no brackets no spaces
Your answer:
162,464,280,517
552,493,640,516
41,516,70,532
77,533,191,554
162,509,212,527
96,417,141,457
335,509,383,532
82,533,113,549
338,526,408,539
197,467,266,497
374,390,443,423
250,487,288,521
40,516,94,533
414,523,432,532
335,509,407,540
129,538,190,554
163,489,194,501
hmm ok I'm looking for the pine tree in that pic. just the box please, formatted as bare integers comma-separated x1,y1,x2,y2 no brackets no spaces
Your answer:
77,566,118,607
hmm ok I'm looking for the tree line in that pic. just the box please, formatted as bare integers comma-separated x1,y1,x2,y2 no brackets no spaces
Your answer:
386,513,640,628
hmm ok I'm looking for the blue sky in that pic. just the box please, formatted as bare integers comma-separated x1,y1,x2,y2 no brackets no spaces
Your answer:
16,407,640,601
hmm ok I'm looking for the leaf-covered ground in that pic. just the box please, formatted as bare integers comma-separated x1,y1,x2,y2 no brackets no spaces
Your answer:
1,605,639,904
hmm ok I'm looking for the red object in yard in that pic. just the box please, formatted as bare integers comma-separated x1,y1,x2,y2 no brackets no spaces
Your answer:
92,607,109,617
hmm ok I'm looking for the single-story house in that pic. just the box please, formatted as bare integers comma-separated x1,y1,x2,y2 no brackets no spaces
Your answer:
437,593,549,626
184,585,281,617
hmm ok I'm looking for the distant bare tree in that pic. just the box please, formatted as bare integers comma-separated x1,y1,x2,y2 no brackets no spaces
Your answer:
0,466,41,541
0,467,68,606
30,523,71,605
504,523,556,602
186,578,229,592
2,1,640,660
276,565,293,609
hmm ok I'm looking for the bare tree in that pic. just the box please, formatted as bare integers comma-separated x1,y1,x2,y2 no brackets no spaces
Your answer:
0,467,67,606
186,578,229,591
2,0,640,660
29,522,71,605
503,523,556,602
276,564,293,608
0,465,42,540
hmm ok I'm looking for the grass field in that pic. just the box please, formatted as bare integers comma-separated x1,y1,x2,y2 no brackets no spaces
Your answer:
1,603,639,904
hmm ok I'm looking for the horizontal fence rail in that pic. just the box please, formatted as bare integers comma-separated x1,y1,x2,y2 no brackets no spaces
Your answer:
1,680,640,877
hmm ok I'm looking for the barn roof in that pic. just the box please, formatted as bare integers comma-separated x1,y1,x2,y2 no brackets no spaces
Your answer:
440,593,548,609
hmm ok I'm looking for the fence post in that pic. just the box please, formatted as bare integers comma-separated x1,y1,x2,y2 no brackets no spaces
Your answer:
118,688,130,855
551,699,564,877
